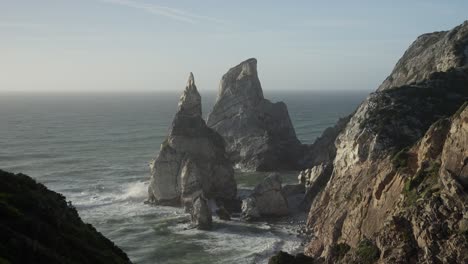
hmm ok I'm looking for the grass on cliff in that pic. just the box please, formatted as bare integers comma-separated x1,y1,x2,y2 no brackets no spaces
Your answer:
392,147,411,170
403,162,440,206
355,238,380,264
331,243,351,260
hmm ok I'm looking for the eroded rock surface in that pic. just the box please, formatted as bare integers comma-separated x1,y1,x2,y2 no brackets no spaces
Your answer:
378,20,468,91
301,21,468,263
190,196,212,230
148,73,237,209
241,173,289,220
207,58,304,171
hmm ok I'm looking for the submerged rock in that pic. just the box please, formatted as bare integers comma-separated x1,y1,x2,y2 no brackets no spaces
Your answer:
207,58,304,171
148,73,237,208
0,170,131,264
241,173,289,220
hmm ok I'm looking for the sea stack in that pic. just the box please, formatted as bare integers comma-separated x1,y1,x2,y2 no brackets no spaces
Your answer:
207,58,303,171
148,73,237,210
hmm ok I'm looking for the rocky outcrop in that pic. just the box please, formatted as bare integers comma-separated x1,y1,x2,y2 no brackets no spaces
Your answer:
0,170,131,264
148,73,237,208
300,116,351,168
441,102,468,189
207,58,304,171
302,22,468,263
378,20,468,91
190,196,212,230
298,163,334,210
241,173,289,220
295,116,351,210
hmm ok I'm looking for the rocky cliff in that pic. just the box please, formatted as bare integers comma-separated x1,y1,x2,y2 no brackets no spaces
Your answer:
0,170,131,264
207,58,304,171
301,21,468,263
148,73,237,210
378,21,468,91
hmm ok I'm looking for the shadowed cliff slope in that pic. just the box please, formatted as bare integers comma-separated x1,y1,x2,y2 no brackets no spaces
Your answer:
0,170,131,264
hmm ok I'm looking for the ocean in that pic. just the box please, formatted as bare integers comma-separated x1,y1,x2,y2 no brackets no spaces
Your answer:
0,91,366,264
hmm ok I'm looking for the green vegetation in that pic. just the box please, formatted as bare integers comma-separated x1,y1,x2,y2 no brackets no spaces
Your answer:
457,219,468,238
0,257,11,264
403,162,440,206
355,238,380,264
392,147,410,170
161,138,170,148
454,101,467,117
0,170,131,264
331,243,351,260
268,251,315,264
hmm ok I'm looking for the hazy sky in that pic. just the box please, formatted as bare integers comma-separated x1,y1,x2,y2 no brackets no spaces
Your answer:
1,1,467,93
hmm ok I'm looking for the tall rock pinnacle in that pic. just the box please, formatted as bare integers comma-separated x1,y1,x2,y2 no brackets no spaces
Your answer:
178,72,202,117
207,58,304,171
217,58,263,105
148,72,237,215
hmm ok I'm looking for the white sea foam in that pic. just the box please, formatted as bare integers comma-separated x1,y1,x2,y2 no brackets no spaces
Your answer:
0,92,365,263
119,181,148,201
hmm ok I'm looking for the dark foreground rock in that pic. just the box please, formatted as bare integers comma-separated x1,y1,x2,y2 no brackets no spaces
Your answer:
207,58,305,171
268,251,316,264
0,170,131,264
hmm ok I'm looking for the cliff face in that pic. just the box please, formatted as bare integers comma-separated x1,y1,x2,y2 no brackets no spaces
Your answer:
378,21,468,91
148,73,237,207
0,170,131,264
207,58,304,171
304,22,468,263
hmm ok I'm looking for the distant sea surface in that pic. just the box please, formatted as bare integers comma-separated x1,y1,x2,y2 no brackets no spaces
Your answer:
0,91,366,264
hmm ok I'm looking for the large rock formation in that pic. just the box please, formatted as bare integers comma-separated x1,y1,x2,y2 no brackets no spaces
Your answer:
148,73,237,209
207,58,304,171
378,20,468,91
301,21,468,263
241,173,289,220
0,170,131,264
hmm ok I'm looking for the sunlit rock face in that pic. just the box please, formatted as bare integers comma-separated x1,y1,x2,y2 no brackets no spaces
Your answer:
207,58,304,171
148,73,237,208
378,20,468,91
301,21,468,263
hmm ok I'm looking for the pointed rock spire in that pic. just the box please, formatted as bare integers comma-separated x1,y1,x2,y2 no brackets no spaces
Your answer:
187,72,195,87
178,72,202,116
218,58,263,104
207,58,302,171
148,72,237,210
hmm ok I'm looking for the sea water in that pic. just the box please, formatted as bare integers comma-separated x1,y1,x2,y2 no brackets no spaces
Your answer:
0,91,366,263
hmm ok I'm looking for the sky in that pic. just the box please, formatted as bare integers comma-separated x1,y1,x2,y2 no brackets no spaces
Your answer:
0,0,467,93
